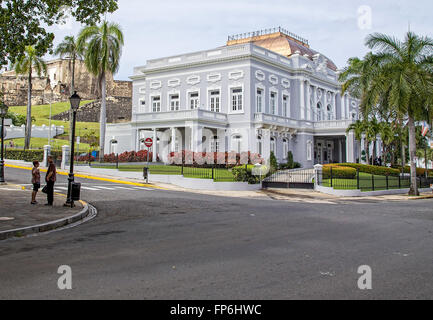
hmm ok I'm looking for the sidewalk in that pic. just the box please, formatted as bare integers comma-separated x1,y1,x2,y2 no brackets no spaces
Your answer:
0,183,86,239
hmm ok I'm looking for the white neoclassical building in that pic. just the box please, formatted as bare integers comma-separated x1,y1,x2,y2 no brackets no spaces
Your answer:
106,28,360,167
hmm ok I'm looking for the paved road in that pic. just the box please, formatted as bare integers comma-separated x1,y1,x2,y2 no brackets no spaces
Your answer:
1,166,433,299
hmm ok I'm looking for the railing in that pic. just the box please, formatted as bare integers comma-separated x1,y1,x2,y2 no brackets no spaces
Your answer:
321,168,433,192
313,119,354,130
263,169,315,189
135,109,228,123
228,27,309,46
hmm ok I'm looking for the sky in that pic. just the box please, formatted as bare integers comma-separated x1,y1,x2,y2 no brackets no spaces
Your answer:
48,0,433,81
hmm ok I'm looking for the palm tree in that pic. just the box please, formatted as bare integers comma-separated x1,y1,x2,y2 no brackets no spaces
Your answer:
54,35,84,150
364,32,433,195
364,118,381,164
14,46,47,150
78,21,124,161
54,35,84,95
346,120,365,163
379,121,395,165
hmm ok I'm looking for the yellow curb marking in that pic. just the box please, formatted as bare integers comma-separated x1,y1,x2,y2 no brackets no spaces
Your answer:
5,164,166,190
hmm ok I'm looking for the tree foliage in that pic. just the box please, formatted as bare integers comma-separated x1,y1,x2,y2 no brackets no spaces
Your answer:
0,0,118,67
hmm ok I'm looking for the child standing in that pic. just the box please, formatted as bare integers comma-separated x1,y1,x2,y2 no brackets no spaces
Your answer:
31,161,40,205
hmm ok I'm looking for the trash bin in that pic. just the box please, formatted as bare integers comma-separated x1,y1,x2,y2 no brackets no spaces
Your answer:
143,167,149,181
71,182,81,201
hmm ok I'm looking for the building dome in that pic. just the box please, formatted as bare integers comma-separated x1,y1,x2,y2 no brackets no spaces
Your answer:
227,28,338,71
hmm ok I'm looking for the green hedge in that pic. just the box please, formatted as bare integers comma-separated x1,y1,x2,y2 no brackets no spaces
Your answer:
232,165,262,184
323,165,357,179
5,150,62,162
5,150,44,162
333,163,400,177
402,166,433,177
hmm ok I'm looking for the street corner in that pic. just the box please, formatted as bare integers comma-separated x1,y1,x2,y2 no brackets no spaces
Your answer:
0,185,88,240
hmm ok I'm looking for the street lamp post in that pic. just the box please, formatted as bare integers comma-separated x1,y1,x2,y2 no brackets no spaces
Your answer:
0,101,9,184
65,91,81,207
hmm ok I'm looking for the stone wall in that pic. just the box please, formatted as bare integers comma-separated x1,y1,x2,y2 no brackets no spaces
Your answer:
52,96,132,123
1,58,132,123
0,58,131,106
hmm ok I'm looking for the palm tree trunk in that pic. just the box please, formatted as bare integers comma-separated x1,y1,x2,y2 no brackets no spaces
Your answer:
358,140,362,164
24,69,32,150
408,115,419,196
99,72,106,162
365,140,370,165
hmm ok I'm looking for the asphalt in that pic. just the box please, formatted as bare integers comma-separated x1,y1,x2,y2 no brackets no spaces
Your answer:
0,166,433,299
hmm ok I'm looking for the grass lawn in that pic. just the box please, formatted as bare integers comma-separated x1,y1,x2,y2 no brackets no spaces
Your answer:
8,100,93,120
6,137,90,153
6,101,99,151
322,172,411,191
90,164,236,182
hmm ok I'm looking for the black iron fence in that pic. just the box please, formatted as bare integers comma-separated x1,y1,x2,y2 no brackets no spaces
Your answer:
263,169,315,189
321,168,433,192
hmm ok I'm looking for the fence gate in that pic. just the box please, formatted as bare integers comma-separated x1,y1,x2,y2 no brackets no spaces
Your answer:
262,168,315,189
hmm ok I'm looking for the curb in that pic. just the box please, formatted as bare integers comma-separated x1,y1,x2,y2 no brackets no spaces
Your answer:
5,163,166,190
0,200,92,241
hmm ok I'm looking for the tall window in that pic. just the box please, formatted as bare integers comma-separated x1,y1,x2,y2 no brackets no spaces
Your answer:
283,139,289,159
307,141,313,161
256,89,263,113
170,94,180,111
316,103,322,121
152,96,161,112
231,88,243,112
257,136,263,155
189,92,199,109
283,95,289,117
209,90,220,113
270,137,276,155
327,105,332,120
270,92,277,115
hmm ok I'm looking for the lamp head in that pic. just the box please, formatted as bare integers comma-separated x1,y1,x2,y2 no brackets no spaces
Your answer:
69,91,81,111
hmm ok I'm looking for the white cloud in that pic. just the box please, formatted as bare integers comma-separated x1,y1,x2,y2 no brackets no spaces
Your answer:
46,0,433,80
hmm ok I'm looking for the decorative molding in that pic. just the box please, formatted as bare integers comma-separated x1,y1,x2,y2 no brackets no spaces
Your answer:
138,87,146,94
150,80,162,90
186,75,201,85
207,73,222,83
167,78,181,88
269,75,278,85
229,70,244,81
281,78,291,89
255,70,265,81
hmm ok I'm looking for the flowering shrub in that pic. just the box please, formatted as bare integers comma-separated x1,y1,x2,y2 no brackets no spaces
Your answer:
167,151,265,167
100,150,155,163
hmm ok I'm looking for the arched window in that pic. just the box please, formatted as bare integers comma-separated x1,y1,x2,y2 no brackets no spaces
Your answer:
270,137,276,155
257,136,263,156
316,103,322,121
327,104,333,120
232,135,242,153
283,139,289,160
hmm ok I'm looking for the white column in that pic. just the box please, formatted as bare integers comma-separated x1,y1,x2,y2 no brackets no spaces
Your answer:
332,92,337,120
191,124,203,152
152,128,157,162
217,129,226,153
300,80,305,120
263,129,271,163
171,127,176,152
61,145,70,170
341,94,346,119
306,84,311,120
346,131,355,163
43,145,51,167
345,95,350,120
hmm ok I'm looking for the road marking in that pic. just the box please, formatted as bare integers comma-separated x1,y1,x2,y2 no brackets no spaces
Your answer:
5,164,166,190
81,186,101,191
113,186,138,190
92,186,116,190
56,187,68,190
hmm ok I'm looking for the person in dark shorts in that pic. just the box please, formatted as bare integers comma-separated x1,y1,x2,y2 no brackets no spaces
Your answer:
45,156,57,206
31,161,40,205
